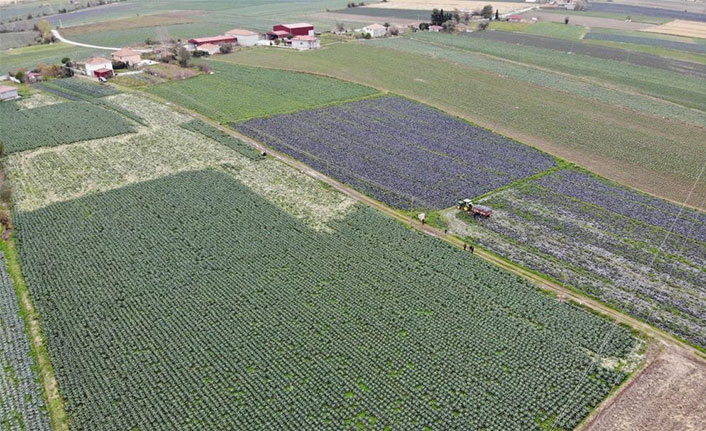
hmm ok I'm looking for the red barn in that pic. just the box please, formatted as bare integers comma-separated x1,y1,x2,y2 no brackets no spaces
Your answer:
187,36,237,50
272,23,314,36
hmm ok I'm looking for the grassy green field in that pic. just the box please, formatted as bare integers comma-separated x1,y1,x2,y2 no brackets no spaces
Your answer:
0,43,104,72
213,43,706,210
489,22,587,40
366,37,706,128
408,32,706,112
539,8,671,25
145,61,378,123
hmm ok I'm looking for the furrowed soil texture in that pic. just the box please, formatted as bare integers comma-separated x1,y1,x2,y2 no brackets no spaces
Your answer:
450,168,706,350
14,170,637,431
213,45,706,209
145,61,378,123
235,96,556,209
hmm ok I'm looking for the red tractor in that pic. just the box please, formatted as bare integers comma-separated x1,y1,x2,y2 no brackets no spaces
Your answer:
457,199,493,218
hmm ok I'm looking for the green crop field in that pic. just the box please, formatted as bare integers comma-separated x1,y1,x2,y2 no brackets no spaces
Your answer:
408,32,706,112
0,100,136,154
145,61,378,123
365,37,706,129
489,22,587,40
0,43,104,73
214,44,706,210
14,169,637,431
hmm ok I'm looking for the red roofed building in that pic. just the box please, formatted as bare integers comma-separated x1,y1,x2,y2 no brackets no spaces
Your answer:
266,29,290,40
272,23,314,36
84,57,113,77
187,36,237,50
225,29,261,46
508,15,523,22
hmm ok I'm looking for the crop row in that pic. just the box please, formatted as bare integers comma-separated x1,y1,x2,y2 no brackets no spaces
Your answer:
15,170,635,430
0,251,51,431
235,96,556,209
463,168,706,348
584,32,706,54
0,99,136,154
40,78,120,99
145,62,378,123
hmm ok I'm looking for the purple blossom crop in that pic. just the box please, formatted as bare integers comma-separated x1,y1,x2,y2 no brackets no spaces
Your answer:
234,96,556,209
468,168,706,348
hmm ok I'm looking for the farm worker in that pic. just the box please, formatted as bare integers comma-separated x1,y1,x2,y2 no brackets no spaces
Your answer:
470,245,474,254
463,244,467,251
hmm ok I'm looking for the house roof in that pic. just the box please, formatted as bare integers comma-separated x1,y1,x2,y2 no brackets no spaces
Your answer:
293,35,317,41
509,15,523,19
429,25,443,30
86,56,111,65
225,29,258,36
188,36,237,44
0,85,17,92
281,22,313,29
366,23,386,30
112,47,141,56
94,68,112,73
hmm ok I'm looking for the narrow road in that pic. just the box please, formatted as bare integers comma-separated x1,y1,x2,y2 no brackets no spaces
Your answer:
51,29,152,52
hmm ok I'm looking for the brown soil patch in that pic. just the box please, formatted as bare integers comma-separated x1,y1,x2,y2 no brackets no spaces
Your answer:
583,345,706,431
643,20,706,39
62,11,203,37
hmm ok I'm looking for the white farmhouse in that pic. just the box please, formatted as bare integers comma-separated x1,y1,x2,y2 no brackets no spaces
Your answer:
84,57,113,77
225,29,261,46
197,43,221,55
362,23,387,37
291,35,320,50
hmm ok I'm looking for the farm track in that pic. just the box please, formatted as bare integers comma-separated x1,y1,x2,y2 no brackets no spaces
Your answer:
467,31,706,78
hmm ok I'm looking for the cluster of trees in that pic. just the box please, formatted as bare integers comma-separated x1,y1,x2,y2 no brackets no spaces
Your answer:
424,5,495,32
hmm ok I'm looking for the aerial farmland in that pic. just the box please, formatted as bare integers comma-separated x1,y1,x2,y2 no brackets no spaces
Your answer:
0,0,705,430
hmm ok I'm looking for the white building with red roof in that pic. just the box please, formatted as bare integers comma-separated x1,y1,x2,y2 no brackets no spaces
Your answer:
187,35,237,50
225,29,261,46
111,47,142,65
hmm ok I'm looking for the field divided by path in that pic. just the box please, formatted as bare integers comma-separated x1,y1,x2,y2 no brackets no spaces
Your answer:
213,45,706,210
452,167,706,351
14,169,637,430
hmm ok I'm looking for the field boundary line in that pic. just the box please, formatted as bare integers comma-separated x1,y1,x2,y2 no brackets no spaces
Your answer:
1,231,69,431
121,84,706,363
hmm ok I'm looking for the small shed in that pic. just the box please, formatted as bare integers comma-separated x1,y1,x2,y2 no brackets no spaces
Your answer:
273,23,314,36
112,47,142,65
197,43,221,55
225,29,260,46
266,29,290,40
94,68,114,79
85,57,113,76
291,35,320,50
0,85,19,101
429,25,443,32
508,15,523,23
187,36,237,50
362,23,387,37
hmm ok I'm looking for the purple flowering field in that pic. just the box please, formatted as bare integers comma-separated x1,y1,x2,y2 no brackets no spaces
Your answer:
234,96,556,209
460,168,706,349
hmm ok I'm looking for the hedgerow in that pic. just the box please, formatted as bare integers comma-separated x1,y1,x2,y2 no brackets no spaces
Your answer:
15,170,636,430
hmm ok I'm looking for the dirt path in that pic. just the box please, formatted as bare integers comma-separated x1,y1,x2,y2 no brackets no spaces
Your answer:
50,29,151,52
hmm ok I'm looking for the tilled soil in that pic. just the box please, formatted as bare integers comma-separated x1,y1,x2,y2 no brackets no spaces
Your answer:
466,30,706,77
583,346,706,431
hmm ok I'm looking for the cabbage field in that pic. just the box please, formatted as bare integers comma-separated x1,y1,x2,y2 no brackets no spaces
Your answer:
0,100,136,154
14,169,637,431
0,251,50,431
145,62,378,123
459,168,706,349
235,96,556,209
